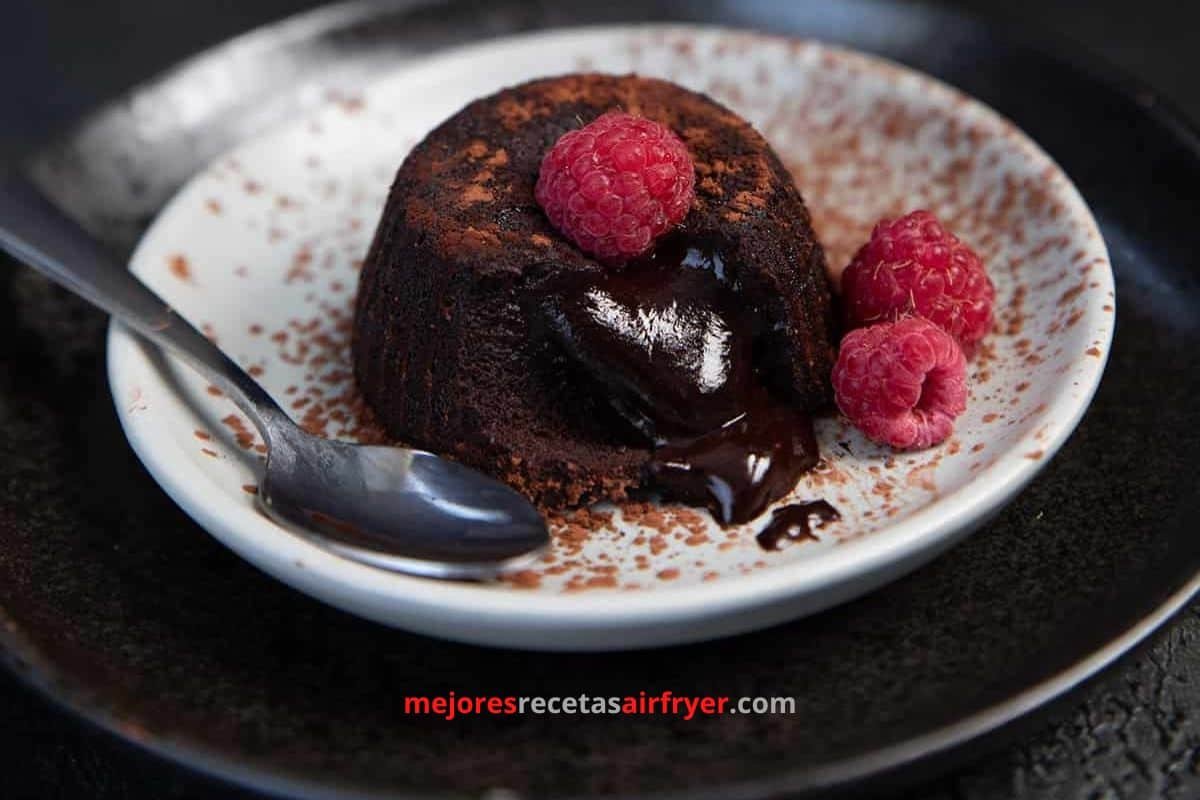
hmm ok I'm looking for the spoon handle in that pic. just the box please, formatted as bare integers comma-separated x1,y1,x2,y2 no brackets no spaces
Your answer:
0,174,288,434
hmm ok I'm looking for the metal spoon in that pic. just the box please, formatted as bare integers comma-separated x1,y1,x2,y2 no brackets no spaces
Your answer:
0,174,548,579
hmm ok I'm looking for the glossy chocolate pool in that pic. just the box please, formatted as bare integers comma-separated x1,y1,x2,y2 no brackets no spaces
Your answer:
535,234,822,524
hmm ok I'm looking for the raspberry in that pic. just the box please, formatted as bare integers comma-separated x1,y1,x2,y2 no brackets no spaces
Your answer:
535,111,695,262
841,210,995,354
832,317,968,450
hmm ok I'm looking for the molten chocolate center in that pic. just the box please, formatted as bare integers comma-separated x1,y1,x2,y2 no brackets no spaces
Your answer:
536,234,820,525
537,236,748,438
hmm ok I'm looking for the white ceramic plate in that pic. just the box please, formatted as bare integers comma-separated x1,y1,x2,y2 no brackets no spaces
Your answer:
107,25,1114,650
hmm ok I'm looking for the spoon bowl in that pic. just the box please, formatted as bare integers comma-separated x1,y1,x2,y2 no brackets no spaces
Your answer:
259,428,549,578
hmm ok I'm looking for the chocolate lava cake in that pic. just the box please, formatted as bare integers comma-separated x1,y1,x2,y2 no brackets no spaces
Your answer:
353,74,835,512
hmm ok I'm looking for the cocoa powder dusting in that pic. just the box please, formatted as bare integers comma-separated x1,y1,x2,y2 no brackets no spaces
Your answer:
167,254,193,282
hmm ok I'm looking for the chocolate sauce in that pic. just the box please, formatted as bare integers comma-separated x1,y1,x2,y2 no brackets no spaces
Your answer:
646,389,819,524
537,236,750,438
755,500,841,551
535,233,822,524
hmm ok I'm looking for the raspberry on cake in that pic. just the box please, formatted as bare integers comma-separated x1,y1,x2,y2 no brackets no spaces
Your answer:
840,210,995,354
832,317,968,450
534,111,695,262
352,73,837,514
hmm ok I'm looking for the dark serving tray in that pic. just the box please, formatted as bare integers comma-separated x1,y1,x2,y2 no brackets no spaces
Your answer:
2,1,1199,797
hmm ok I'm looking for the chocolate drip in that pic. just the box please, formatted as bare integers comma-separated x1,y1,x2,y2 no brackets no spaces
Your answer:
755,500,841,551
535,234,822,524
647,389,819,524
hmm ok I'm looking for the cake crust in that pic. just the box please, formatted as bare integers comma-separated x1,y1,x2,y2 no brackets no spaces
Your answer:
353,73,836,508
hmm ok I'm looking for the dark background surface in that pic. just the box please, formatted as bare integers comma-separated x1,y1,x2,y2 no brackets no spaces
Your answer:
1,1,1199,798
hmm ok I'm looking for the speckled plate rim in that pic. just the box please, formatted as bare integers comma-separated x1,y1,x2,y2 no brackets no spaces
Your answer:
106,24,1114,650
